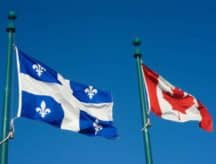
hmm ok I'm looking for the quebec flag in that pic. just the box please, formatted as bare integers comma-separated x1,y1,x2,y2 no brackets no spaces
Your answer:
15,47,117,139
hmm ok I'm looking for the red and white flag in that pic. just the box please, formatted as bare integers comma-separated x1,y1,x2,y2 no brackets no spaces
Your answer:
142,64,213,131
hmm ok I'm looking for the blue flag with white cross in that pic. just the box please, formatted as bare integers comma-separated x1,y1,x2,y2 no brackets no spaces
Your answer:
15,47,117,139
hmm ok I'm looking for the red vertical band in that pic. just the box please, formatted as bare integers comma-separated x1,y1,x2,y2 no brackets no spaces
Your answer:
142,64,162,116
198,101,213,131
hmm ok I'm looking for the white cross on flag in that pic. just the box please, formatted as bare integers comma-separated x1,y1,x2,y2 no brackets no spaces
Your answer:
142,64,213,131
15,47,117,139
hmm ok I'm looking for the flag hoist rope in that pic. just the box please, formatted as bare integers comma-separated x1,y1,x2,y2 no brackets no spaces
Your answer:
0,45,19,145
0,118,16,145
141,117,151,132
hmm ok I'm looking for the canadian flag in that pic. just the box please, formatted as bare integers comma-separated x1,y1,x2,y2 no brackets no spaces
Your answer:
142,64,213,131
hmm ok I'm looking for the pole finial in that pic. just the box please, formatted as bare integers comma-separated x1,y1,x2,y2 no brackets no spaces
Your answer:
6,11,16,33
133,37,142,47
8,11,16,20
133,37,142,58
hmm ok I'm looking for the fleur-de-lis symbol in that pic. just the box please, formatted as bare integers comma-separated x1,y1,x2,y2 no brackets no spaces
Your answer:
84,85,98,99
93,119,103,135
36,100,51,118
32,64,46,77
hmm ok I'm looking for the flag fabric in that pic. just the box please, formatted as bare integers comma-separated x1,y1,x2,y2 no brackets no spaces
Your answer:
15,47,117,139
142,64,213,131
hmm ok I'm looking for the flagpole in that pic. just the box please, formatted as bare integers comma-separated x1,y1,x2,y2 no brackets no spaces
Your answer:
0,11,16,164
133,38,153,164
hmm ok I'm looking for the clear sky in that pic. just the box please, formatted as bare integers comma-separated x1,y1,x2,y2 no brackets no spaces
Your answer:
0,0,216,164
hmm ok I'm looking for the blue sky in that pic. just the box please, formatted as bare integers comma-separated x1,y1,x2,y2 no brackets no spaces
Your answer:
0,0,216,164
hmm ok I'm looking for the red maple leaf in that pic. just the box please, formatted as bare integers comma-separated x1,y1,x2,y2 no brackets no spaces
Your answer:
162,88,195,114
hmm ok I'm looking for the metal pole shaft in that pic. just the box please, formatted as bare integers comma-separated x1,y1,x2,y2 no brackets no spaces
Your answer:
133,38,153,164
0,11,16,164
